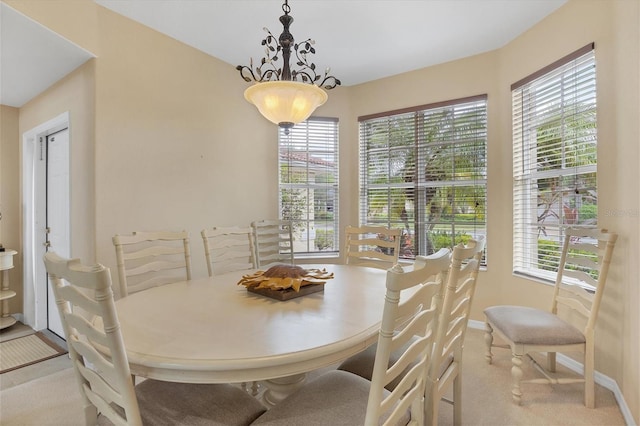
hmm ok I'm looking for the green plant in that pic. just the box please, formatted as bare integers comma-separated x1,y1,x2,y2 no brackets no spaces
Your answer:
578,204,597,222
537,239,559,271
315,229,334,251
429,230,472,251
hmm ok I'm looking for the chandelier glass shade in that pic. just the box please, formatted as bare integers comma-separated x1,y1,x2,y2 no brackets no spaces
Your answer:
237,0,340,131
243,81,328,130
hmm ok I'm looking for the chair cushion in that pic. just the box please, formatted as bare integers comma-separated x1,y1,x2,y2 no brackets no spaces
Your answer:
135,380,266,426
338,340,412,392
484,305,585,346
251,370,409,426
338,338,455,391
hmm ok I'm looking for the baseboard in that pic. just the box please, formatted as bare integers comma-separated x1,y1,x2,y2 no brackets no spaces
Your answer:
468,320,636,426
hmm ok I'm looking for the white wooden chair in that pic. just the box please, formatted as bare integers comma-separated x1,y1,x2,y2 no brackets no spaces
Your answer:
43,252,266,426
337,249,451,390
251,220,294,268
113,230,192,298
337,238,484,426
427,237,485,425
343,225,402,270
201,226,256,276
484,228,617,408
250,248,451,426
201,226,259,395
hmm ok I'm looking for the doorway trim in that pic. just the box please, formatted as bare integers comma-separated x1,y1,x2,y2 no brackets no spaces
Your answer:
21,111,70,330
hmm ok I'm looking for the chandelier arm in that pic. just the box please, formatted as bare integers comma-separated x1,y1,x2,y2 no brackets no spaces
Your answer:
319,75,341,90
236,65,259,83
291,70,317,84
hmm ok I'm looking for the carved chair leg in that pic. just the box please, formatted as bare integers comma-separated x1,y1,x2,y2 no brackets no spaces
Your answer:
251,380,260,396
453,375,462,426
484,322,494,364
546,351,556,372
428,385,441,426
84,404,98,425
584,346,595,408
511,354,523,405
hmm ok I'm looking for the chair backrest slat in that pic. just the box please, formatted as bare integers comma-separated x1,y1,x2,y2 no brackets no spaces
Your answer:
202,226,256,276
343,225,402,270
251,220,294,268
113,230,192,298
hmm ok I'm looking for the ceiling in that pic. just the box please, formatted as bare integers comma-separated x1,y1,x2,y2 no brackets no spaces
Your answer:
1,0,567,108
0,3,94,108
93,0,567,86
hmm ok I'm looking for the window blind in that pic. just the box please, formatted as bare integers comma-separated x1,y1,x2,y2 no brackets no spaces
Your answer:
359,96,487,260
279,117,339,255
512,44,597,280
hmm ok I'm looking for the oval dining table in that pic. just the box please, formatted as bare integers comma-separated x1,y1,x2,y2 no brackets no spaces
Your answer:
112,263,389,405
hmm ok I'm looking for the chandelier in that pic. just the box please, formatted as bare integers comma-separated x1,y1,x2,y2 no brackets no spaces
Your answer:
236,0,340,132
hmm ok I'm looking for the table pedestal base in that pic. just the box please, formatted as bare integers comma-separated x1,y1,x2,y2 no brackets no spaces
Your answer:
260,373,307,407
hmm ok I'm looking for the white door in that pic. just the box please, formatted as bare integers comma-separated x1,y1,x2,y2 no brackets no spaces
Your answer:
45,129,70,338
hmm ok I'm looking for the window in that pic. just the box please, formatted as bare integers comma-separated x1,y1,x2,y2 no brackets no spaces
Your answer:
279,117,339,255
359,96,487,260
512,44,597,281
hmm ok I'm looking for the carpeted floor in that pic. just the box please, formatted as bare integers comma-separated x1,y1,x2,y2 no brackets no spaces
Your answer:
0,328,628,425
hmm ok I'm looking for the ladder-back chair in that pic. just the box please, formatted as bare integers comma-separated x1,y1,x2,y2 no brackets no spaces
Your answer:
201,226,256,276
484,228,617,408
43,252,266,426
251,220,294,268
343,225,402,270
113,230,192,298
250,248,451,426
428,237,485,425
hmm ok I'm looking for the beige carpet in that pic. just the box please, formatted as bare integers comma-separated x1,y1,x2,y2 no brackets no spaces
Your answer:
0,328,627,425
0,332,67,374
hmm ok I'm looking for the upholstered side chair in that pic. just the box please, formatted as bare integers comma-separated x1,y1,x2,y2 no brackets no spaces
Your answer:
249,248,452,426
201,226,256,276
484,228,617,408
112,230,192,298
251,219,294,268
44,252,266,426
427,237,485,425
343,225,402,270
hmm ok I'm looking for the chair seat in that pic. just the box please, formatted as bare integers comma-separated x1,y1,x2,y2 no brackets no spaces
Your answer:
100,379,267,426
485,305,585,346
250,370,408,426
338,339,454,392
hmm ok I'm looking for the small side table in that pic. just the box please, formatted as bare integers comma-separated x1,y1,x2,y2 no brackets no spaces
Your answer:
0,249,18,330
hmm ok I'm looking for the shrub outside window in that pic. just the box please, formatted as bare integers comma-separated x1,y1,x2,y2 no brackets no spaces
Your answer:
359,96,487,261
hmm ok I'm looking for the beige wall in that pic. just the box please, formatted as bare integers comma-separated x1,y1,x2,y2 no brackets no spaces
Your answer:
18,60,97,262
0,105,21,312
2,0,638,422
349,0,639,420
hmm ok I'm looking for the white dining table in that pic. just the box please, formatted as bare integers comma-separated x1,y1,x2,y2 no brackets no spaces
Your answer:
113,263,389,405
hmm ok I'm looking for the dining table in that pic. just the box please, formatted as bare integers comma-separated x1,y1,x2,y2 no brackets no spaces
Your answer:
112,263,390,406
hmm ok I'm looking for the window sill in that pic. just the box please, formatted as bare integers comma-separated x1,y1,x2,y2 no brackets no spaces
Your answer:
294,253,341,265
512,270,556,287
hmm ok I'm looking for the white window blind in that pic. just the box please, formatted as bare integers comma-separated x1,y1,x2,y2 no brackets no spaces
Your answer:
512,44,597,281
359,96,487,260
279,117,339,255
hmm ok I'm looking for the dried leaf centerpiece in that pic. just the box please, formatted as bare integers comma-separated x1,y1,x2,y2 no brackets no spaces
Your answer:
237,264,334,292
